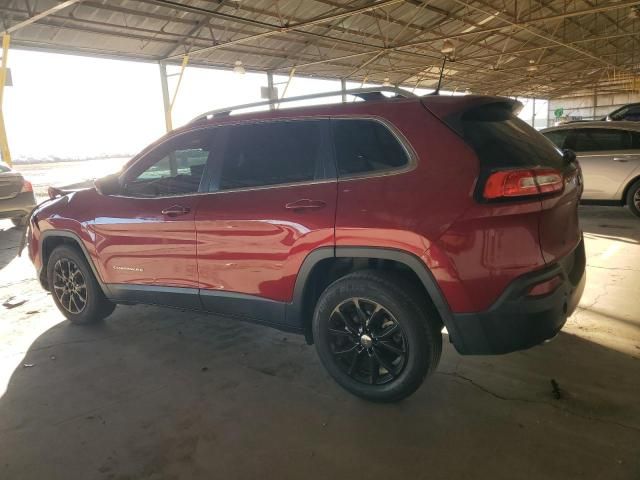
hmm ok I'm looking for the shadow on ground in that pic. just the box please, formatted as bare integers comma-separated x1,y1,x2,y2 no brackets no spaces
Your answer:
580,206,639,244
0,224,23,271
0,305,638,480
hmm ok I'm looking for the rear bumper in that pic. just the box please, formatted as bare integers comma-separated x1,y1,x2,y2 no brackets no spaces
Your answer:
449,237,586,355
0,191,37,219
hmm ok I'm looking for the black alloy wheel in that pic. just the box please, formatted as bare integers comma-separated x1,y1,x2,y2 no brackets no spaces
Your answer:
328,297,408,385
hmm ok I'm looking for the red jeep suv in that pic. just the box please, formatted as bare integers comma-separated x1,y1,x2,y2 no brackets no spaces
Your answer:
27,89,586,402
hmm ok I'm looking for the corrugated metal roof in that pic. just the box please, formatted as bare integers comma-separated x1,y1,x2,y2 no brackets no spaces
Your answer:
2,0,640,98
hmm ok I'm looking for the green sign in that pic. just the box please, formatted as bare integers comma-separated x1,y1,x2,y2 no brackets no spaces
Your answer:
554,107,564,118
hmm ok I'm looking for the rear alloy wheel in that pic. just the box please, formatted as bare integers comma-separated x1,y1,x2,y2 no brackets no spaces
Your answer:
327,298,408,386
627,179,640,218
47,245,115,324
313,270,442,402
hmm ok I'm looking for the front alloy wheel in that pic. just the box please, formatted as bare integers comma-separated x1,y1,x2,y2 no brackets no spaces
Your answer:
52,258,88,314
47,245,115,324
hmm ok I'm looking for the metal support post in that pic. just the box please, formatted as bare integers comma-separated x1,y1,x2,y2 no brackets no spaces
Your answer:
531,97,536,128
267,72,276,111
159,62,173,132
341,79,347,103
0,34,12,165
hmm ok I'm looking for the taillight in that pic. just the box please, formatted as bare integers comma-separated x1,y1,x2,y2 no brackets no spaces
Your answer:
20,180,33,193
483,168,564,200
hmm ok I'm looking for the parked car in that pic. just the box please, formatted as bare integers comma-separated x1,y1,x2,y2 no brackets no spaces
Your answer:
0,161,36,226
604,102,640,122
541,122,640,217
27,89,586,402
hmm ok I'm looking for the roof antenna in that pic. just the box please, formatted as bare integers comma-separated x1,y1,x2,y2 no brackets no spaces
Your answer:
433,56,447,95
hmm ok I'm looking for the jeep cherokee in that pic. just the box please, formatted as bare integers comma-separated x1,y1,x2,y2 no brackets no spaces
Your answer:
27,89,586,402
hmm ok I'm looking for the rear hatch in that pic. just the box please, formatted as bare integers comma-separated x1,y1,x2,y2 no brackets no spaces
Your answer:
422,96,582,265
0,166,24,200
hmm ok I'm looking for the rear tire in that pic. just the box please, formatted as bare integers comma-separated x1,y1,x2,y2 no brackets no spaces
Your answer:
626,179,640,218
312,270,442,402
47,245,115,324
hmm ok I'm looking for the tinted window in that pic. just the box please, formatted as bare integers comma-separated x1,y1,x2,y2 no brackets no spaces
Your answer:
124,130,212,197
569,128,631,152
611,105,640,121
0,163,10,173
219,121,324,190
632,132,640,149
332,119,408,176
543,130,570,149
462,103,564,169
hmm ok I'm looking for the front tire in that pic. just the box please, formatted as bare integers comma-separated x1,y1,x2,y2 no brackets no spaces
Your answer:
312,270,442,402
47,245,115,324
626,179,640,218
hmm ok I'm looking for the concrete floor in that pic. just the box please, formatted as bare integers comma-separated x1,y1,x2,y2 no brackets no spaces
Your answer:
0,206,638,480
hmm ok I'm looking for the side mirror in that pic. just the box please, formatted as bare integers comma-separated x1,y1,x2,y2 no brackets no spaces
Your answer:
562,149,576,164
605,115,612,122
94,173,122,196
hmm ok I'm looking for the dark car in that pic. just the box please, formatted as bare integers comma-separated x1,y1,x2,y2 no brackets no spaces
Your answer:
0,162,37,226
27,88,586,402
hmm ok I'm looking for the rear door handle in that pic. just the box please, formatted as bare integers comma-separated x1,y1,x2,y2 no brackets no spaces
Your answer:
285,199,327,211
161,205,191,217
613,157,629,162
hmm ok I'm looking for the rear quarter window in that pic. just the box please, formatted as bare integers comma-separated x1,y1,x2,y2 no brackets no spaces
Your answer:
332,119,409,176
462,103,564,169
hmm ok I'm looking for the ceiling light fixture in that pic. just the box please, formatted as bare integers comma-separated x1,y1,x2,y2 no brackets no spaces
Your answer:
441,39,455,54
382,77,391,87
526,59,538,72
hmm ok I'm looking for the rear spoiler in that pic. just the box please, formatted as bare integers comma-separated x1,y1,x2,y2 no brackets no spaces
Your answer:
421,96,523,137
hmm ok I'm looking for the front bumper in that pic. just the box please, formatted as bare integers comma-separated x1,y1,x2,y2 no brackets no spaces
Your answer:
0,191,37,220
449,238,586,355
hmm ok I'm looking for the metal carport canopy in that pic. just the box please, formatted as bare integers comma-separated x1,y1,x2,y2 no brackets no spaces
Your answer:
1,0,640,98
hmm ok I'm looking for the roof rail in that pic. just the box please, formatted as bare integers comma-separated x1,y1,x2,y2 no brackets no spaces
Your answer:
189,87,418,124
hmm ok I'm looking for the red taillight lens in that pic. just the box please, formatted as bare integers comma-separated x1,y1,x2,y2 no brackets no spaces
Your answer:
20,180,33,193
483,168,564,200
527,275,563,297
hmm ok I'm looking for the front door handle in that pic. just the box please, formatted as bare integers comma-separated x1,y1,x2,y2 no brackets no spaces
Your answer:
613,157,629,162
162,205,191,217
285,199,327,211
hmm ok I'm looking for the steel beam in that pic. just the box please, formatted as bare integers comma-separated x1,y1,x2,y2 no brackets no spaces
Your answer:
1,0,85,35
165,0,404,60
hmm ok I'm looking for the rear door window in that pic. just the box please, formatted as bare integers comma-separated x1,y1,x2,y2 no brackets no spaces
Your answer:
331,119,409,176
571,128,632,152
218,120,327,190
461,103,564,169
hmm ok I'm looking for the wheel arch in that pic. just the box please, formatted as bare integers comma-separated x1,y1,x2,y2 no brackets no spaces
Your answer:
39,230,110,297
288,246,457,345
621,174,640,205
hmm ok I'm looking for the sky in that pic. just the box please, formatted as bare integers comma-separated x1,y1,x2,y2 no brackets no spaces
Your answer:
3,49,546,161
